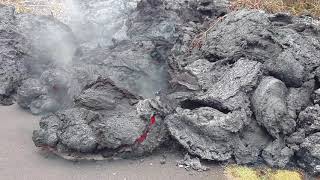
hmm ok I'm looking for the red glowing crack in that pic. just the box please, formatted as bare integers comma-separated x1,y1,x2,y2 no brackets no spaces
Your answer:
135,115,156,144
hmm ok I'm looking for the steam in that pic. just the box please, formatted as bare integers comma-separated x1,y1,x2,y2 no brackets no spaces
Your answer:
61,0,139,48
35,23,77,66
17,0,168,99
17,0,139,68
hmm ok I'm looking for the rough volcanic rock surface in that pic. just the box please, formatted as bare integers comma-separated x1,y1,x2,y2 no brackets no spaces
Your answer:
0,5,28,105
16,13,78,72
15,0,175,114
31,0,181,157
202,10,320,85
166,59,265,162
34,108,99,153
262,139,294,168
297,132,320,175
166,7,320,174
63,0,139,49
1,0,320,176
298,104,320,135
17,78,48,109
234,120,271,164
127,0,181,42
76,40,168,97
177,154,208,172
252,76,296,138
16,67,79,114
0,4,80,109
33,78,169,157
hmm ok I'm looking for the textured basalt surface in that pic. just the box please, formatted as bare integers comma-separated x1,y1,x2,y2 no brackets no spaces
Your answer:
1,0,320,176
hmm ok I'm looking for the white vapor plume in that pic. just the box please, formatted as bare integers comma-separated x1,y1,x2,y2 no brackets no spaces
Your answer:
60,0,139,49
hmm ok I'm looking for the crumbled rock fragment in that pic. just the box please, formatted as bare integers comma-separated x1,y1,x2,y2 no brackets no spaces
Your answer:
177,154,208,172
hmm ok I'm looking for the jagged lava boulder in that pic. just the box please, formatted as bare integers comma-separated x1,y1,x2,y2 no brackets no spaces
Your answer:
33,78,169,158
